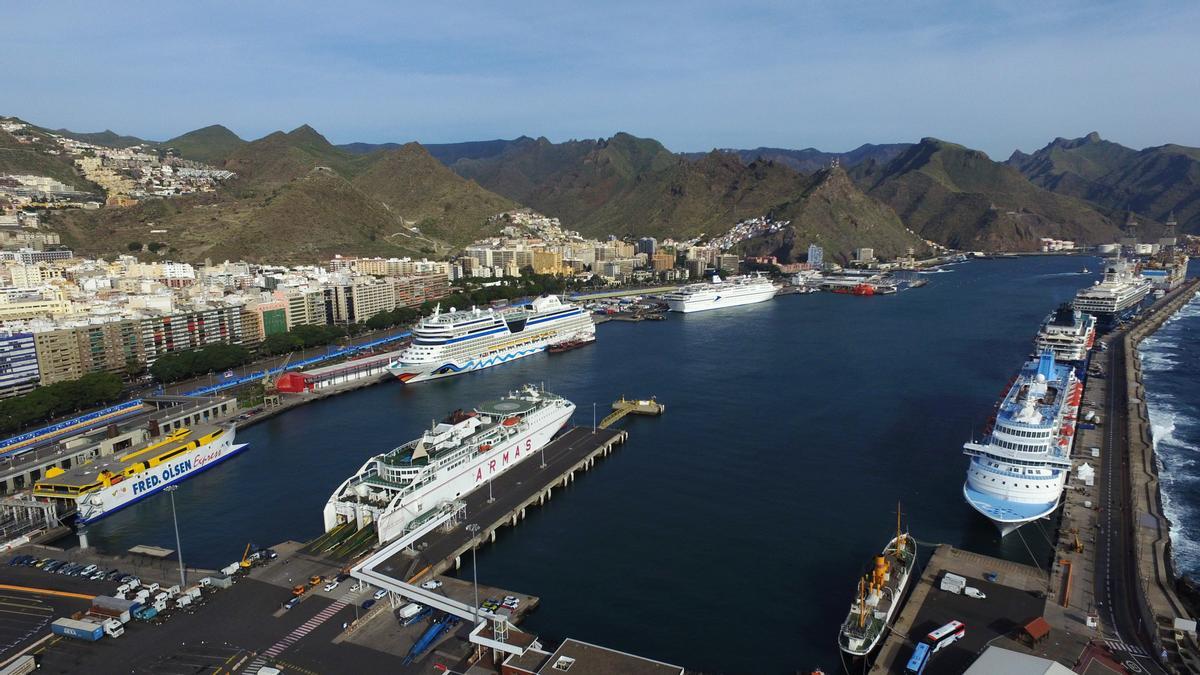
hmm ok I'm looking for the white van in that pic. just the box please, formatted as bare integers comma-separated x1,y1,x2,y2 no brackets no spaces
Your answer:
396,603,422,620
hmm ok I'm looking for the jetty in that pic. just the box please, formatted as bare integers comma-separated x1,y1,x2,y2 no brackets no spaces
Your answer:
599,396,665,429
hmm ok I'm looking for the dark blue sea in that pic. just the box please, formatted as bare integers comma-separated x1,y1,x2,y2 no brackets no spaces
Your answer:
85,255,1150,673
1139,260,1200,582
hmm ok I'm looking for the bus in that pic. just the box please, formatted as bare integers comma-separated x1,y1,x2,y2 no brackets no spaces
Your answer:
903,642,932,675
926,620,966,652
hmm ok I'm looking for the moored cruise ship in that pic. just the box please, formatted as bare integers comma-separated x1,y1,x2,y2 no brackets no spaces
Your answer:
663,274,779,313
1073,258,1151,329
33,425,246,523
323,385,575,544
1033,304,1096,364
962,351,1081,536
386,295,594,383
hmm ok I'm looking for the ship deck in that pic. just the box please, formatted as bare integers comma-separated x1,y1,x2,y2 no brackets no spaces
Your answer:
32,423,228,492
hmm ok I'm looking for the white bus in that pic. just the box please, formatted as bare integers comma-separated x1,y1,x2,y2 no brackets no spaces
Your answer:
926,620,966,653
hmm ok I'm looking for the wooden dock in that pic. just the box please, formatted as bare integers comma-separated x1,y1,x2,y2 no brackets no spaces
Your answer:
599,397,665,429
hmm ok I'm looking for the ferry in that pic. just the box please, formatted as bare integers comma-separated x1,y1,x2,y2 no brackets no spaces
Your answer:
962,351,1080,536
838,507,917,657
663,274,778,313
323,385,575,544
32,425,246,523
386,295,594,383
1033,304,1097,364
1073,258,1151,329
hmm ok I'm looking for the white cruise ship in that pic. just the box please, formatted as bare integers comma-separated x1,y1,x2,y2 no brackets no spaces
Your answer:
1073,258,1151,328
386,295,594,384
663,274,779,313
1033,304,1097,364
323,385,574,544
962,351,1081,536
33,425,246,523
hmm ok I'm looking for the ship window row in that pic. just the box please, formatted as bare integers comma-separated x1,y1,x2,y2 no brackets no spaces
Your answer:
974,462,1056,480
972,470,1057,489
991,438,1048,453
996,425,1051,439
975,452,1052,468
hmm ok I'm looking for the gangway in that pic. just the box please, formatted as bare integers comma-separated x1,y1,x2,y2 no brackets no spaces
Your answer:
598,396,665,429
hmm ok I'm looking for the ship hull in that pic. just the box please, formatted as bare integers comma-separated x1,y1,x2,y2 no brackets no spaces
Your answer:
75,428,246,524
388,321,593,383
962,482,1061,537
666,286,778,313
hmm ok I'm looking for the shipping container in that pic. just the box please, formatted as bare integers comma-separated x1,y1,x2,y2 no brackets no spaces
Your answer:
51,618,104,641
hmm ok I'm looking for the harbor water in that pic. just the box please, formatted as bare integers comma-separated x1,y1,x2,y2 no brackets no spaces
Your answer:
86,255,1121,673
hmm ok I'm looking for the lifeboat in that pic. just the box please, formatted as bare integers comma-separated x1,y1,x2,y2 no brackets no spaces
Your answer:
478,443,492,453
1061,425,1074,436
502,417,520,427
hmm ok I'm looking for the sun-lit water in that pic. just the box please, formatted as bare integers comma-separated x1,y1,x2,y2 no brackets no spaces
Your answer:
85,256,1112,672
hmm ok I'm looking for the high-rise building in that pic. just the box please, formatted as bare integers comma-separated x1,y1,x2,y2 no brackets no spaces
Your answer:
636,237,658,256
0,331,40,398
807,244,824,268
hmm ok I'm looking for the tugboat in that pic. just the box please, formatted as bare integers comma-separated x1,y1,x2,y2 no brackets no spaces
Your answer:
838,505,917,657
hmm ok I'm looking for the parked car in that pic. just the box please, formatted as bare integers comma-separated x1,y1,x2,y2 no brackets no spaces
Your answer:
373,589,388,600
323,581,339,592
420,580,442,590
362,599,376,610
284,597,300,610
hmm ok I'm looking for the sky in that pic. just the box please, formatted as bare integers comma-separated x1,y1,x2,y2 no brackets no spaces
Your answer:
3,1,1198,158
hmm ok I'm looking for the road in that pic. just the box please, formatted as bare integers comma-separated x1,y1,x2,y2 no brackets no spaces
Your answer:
1094,331,1163,672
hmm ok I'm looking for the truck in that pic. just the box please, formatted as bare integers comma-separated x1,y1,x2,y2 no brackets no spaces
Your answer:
51,618,104,641
132,605,158,621
220,563,241,576
97,618,124,638
92,595,137,622
88,605,131,625
940,572,967,594
175,594,193,608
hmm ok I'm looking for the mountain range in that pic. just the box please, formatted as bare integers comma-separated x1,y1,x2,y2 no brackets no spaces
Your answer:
7,116,1198,263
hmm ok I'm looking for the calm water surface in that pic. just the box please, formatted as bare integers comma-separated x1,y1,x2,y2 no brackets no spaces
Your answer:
87,256,1110,673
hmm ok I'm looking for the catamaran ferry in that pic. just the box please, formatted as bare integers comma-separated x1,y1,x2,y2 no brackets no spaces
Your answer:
323,385,575,544
1033,303,1097,364
386,295,594,384
32,425,246,523
962,351,1081,536
663,274,779,313
1073,258,1151,329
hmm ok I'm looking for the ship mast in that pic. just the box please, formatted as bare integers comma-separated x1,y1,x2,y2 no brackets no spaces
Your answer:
857,576,867,628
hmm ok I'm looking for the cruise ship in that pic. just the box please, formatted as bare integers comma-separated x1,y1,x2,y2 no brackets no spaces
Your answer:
663,274,779,313
1073,258,1152,329
838,509,917,657
323,385,575,544
386,295,594,383
962,351,1081,536
1033,304,1097,364
33,425,246,523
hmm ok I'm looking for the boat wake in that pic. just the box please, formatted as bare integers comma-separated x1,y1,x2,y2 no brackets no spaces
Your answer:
1140,294,1200,575
919,268,955,274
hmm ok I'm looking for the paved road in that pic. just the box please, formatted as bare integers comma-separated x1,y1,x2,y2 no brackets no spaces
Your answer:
1095,331,1164,672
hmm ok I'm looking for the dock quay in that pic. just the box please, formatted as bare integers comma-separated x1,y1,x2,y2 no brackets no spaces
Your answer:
869,280,1200,674
368,426,628,581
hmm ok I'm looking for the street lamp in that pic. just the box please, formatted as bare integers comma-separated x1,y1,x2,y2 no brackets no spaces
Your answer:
164,485,186,588
487,478,494,504
465,523,480,624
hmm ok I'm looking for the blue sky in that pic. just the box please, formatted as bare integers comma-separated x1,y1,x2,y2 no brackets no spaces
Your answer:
2,1,1197,157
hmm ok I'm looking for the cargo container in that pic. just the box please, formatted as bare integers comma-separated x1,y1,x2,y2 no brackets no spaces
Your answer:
88,605,131,625
51,618,104,641
940,573,967,594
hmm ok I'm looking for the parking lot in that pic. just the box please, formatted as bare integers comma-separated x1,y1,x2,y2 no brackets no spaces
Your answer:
885,570,1045,674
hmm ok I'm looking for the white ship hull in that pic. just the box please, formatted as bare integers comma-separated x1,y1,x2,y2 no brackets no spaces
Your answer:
75,428,246,523
324,402,574,544
388,335,560,384
666,286,778,313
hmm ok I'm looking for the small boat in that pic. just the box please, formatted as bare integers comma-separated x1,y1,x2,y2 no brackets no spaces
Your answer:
548,337,595,353
1082,267,1089,274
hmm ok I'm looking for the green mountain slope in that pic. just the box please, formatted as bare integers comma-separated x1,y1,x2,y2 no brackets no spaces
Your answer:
452,133,811,239
1010,133,1200,232
737,168,926,263
162,125,246,165
681,143,912,173
0,127,95,191
49,128,149,148
44,124,517,261
852,138,1121,250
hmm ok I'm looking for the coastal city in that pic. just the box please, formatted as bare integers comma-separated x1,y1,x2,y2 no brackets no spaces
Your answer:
3,3,1200,675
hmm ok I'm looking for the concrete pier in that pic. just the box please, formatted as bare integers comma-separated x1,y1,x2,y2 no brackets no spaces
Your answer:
368,427,629,583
